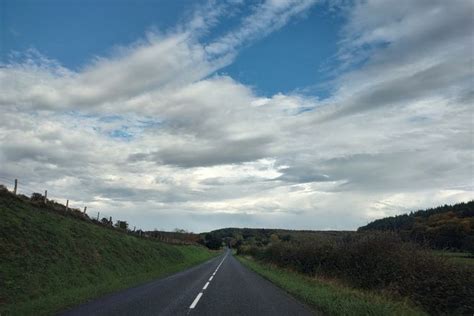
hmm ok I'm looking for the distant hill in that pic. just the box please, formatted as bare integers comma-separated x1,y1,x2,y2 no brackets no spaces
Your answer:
0,186,214,315
358,201,474,251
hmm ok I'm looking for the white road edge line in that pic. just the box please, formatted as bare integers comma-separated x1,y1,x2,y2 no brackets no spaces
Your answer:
209,275,214,281
203,282,210,290
189,292,203,309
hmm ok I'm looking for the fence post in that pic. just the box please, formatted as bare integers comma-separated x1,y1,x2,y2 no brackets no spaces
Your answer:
66,200,69,211
83,206,87,214
44,190,48,203
13,179,17,195
97,212,100,221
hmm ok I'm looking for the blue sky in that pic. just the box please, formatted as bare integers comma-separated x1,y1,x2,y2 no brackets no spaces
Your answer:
1,0,342,97
219,3,343,97
0,0,472,232
1,0,190,67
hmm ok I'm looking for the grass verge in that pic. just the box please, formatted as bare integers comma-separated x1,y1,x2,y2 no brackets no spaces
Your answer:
237,256,426,316
433,250,474,267
0,190,218,315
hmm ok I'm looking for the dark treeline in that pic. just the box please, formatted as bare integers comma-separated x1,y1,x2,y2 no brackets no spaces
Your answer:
358,201,474,252
205,227,352,248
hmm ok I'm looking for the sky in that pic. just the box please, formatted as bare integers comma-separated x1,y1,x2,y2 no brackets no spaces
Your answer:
0,0,473,232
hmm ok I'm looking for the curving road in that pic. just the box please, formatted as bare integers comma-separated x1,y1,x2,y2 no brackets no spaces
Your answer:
60,248,315,316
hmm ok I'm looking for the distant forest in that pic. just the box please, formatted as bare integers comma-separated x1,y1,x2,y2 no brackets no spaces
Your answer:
358,201,474,251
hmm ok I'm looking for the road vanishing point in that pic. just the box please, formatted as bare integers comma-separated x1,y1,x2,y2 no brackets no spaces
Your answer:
60,249,314,315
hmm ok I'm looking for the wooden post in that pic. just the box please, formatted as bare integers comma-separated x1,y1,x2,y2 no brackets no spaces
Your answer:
97,212,100,221
13,179,17,195
44,190,48,203
109,216,112,225
66,200,69,211
83,206,87,214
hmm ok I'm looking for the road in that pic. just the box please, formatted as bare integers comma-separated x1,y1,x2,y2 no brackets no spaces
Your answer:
60,248,315,316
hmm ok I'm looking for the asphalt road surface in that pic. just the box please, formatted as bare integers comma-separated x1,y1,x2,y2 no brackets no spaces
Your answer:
60,248,315,316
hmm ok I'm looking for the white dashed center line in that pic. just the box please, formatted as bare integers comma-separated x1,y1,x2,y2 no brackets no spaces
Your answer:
188,252,228,310
189,292,203,309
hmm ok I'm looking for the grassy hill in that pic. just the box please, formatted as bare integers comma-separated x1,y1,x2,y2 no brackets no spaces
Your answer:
358,201,474,252
0,187,217,315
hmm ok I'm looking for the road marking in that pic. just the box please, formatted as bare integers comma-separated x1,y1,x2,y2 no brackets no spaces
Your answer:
188,251,229,310
189,292,203,309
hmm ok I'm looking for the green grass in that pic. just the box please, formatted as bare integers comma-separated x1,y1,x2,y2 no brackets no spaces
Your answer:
237,256,426,316
432,250,474,266
0,190,218,315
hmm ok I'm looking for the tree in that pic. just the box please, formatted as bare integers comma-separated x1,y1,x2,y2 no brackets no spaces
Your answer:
204,233,222,250
174,228,189,234
115,220,128,230
101,217,111,226
30,193,44,202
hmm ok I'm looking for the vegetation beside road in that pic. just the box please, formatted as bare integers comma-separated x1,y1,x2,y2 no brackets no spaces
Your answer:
206,202,474,315
236,232,473,315
0,188,217,315
238,256,425,316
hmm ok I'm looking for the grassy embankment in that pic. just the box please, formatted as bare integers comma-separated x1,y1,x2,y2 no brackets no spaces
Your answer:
0,189,217,315
238,256,425,316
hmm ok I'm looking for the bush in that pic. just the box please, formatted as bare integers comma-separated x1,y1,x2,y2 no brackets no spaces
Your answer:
237,245,260,257
333,233,473,314
30,192,45,203
239,232,474,314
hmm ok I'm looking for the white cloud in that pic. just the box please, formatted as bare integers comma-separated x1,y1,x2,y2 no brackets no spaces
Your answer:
205,0,318,56
0,0,472,232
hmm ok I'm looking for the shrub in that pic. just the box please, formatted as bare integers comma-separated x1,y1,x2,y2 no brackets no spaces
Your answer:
240,232,474,314
30,192,45,203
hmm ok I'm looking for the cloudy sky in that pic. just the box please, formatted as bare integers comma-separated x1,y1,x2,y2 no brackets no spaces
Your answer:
0,0,473,232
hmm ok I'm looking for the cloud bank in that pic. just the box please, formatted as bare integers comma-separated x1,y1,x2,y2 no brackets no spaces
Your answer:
0,0,472,232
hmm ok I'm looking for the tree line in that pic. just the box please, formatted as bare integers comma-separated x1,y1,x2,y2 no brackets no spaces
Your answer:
358,201,474,252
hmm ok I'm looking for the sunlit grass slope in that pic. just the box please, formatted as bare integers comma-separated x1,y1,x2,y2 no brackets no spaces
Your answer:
0,189,216,315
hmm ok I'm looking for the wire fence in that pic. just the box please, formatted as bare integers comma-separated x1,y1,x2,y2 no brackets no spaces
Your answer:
0,176,198,245
0,175,90,215
0,176,57,202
